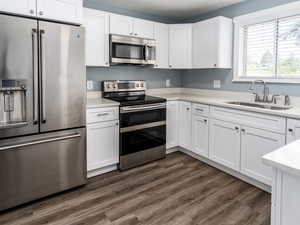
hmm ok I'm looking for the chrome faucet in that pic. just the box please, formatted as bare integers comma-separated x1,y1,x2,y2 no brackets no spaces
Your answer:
249,80,269,102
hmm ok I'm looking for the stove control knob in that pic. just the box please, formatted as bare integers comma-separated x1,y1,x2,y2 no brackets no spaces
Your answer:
106,84,111,89
141,83,144,87
136,83,140,87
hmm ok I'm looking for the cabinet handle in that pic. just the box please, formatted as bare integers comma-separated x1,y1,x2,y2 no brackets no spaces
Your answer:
214,64,217,67
130,32,133,35
39,11,44,16
134,33,138,36
241,128,245,133
186,108,190,111
169,65,172,68
105,62,109,65
116,122,119,126
204,119,208,123
96,113,109,117
235,126,239,132
195,108,204,112
30,9,35,14
288,128,293,132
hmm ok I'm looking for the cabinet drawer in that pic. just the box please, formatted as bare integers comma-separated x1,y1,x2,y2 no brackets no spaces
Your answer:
87,107,119,124
192,103,209,117
210,106,286,134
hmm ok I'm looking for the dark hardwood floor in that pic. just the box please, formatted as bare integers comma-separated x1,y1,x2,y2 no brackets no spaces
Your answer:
0,152,271,225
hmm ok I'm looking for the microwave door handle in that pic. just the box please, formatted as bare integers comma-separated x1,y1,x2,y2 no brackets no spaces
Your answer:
144,45,149,61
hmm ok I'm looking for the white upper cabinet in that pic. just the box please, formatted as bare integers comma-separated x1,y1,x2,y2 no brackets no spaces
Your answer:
110,14,133,36
133,19,154,39
167,101,179,149
110,14,154,39
83,8,109,67
37,0,83,24
240,126,285,185
154,23,169,69
169,24,192,69
192,16,233,69
209,119,241,171
0,0,36,17
179,101,192,150
0,0,82,24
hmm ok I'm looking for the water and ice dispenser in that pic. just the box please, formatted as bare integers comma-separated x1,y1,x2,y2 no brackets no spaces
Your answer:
0,80,27,128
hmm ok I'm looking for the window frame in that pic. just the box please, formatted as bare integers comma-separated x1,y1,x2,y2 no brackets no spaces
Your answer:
233,1,300,83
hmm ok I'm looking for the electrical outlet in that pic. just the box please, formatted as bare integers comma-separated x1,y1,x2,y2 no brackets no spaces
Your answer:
213,80,221,89
166,79,171,87
87,80,93,90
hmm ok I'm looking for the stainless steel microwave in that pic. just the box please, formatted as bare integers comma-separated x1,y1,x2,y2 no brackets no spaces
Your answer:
110,34,156,65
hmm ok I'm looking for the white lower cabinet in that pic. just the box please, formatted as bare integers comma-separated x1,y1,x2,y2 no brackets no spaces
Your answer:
240,126,285,185
209,119,241,171
87,107,119,177
179,101,192,150
166,101,179,149
192,115,209,157
286,118,300,144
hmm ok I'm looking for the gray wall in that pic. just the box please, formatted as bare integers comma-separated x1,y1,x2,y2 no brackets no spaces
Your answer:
87,66,182,91
84,0,181,91
181,0,300,96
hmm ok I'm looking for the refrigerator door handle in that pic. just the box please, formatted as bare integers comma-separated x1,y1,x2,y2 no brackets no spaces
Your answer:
39,29,46,124
0,133,81,151
32,28,39,125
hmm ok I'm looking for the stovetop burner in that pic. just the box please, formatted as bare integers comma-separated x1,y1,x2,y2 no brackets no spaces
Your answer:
102,80,166,106
105,94,166,106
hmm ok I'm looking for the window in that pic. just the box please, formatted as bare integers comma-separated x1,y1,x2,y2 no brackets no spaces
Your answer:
234,2,300,82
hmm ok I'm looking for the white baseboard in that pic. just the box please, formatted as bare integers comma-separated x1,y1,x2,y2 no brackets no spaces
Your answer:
166,147,179,154
87,164,118,178
178,148,271,193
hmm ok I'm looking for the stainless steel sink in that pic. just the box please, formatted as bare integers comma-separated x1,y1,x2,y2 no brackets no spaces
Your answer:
226,101,292,110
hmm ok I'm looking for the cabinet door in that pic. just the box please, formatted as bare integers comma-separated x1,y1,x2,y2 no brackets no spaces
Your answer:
37,0,83,24
110,14,133,36
0,0,36,17
154,23,169,69
192,115,209,157
83,8,109,67
133,18,154,39
87,121,119,172
169,24,192,69
167,101,179,149
209,119,240,171
179,101,192,150
287,118,300,144
192,18,217,68
241,126,285,185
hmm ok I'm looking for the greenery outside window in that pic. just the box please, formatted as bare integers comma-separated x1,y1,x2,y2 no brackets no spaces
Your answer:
233,2,300,83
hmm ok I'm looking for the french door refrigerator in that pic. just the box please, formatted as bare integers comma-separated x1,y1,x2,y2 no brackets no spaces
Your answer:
0,14,86,211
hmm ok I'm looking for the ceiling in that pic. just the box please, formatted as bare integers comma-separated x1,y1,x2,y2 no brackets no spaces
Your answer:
93,0,245,20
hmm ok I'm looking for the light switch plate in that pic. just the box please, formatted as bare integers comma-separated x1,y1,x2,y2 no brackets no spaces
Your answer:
87,80,93,90
213,80,221,89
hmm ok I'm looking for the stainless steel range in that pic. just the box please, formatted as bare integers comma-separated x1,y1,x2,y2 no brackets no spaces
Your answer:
103,80,166,170
0,14,86,211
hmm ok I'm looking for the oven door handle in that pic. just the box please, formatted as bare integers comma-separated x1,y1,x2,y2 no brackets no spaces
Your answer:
120,121,166,133
120,103,166,113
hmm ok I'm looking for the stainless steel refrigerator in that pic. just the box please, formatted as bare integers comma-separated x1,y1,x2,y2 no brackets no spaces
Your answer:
0,14,86,211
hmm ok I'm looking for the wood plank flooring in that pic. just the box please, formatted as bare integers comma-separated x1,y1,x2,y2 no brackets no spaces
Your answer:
0,152,271,225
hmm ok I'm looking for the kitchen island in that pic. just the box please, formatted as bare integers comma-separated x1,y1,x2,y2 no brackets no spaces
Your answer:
263,139,300,225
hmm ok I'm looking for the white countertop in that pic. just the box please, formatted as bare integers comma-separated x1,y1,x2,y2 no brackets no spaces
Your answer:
263,139,300,177
86,97,119,109
151,93,300,120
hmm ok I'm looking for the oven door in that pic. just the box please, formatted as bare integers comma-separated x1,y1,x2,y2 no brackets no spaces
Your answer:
120,103,166,156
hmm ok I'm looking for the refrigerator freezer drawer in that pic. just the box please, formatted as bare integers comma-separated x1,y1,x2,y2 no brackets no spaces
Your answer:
0,128,86,211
